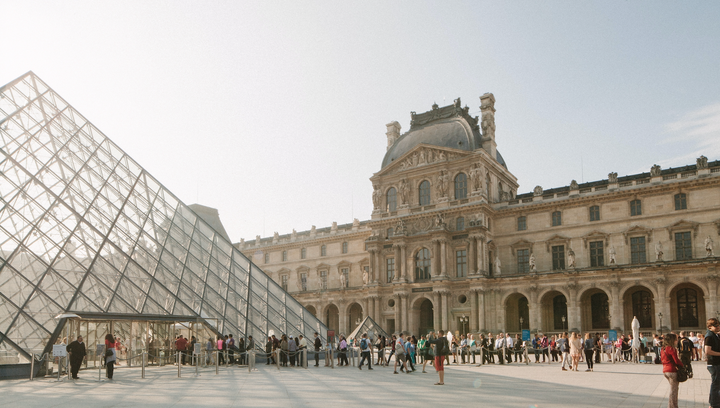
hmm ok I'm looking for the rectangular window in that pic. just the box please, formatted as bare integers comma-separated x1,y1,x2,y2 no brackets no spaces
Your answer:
264,253,269,264
675,232,692,260
589,241,604,267
630,199,642,216
456,249,467,277
552,245,565,270
386,258,395,283
630,237,646,264
281,275,288,291
517,216,527,231
282,251,287,261
552,211,561,226
456,217,465,231
589,206,600,222
301,248,306,259
517,248,529,274
342,242,348,254
320,270,327,290
321,245,326,256
341,268,349,287
301,273,307,291
387,228,393,238
675,193,687,210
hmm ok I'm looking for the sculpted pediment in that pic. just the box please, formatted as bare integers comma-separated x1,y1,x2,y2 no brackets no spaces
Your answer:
623,225,652,244
510,239,534,255
545,234,571,252
582,230,609,248
668,220,699,240
377,144,471,176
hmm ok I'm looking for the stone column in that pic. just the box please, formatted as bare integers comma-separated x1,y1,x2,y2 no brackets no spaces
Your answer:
367,296,375,323
393,244,402,282
477,289,486,332
609,282,621,331
375,296,381,323
469,289,478,332
528,287,539,332
401,294,409,333
368,249,375,283
432,239,441,277
372,249,380,283
401,244,408,282
433,291,441,331
441,291,449,330
338,302,348,335
440,239,448,278
567,284,580,332
394,294,401,332
707,274,719,324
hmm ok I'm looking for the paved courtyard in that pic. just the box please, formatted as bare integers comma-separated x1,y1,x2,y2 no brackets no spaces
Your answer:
0,359,712,407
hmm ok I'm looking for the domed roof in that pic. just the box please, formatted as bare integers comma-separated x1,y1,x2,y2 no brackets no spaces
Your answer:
381,117,481,169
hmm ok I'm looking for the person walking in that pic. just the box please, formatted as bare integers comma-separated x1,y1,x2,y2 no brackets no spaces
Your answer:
427,330,450,385
217,335,225,365
104,333,116,380
558,332,570,371
705,318,720,408
583,333,595,372
678,331,694,378
66,335,87,380
405,337,416,372
661,333,684,408
358,333,373,370
569,332,582,372
387,335,397,366
376,336,386,366
393,333,409,374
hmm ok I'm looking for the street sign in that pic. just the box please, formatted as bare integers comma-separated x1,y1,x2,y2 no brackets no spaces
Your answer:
521,330,531,341
608,330,618,341
53,344,67,357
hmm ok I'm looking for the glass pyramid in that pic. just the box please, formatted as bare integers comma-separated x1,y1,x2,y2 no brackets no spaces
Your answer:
347,316,389,343
0,72,327,365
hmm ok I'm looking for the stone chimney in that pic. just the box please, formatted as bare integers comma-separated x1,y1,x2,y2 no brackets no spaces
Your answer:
479,93,497,159
386,121,401,151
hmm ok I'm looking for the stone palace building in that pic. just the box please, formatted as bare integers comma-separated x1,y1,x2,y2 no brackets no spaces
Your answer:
236,94,720,338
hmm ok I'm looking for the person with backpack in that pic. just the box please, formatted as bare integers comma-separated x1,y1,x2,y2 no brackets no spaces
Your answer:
405,337,416,372
358,333,373,370
678,331,694,378
393,333,409,374
427,330,450,385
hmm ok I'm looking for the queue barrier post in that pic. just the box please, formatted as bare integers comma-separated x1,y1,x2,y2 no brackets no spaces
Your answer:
177,352,181,378
276,349,281,370
479,346,484,366
142,351,146,379
215,350,219,374
548,347,551,365
67,352,71,380
30,354,35,381
303,349,307,369
524,347,529,365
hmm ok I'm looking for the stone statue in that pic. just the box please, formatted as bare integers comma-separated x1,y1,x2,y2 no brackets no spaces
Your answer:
650,164,661,177
655,241,664,261
399,179,410,205
353,218,360,228
567,248,575,268
372,185,381,210
608,172,618,183
419,149,427,164
433,213,445,229
494,255,501,275
469,164,483,192
609,246,617,265
436,171,449,197
310,225,316,236
533,186,543,196
291,229,297,240
438,151,446,161
273,232,279,243
570,180,579,190
529,253,537,273
394,219,406,235
362,269,369,285
331,221,338,233
706,236,714,257
339,271,346,289
697,155,708,169
481,111,496,139
255,235,262,244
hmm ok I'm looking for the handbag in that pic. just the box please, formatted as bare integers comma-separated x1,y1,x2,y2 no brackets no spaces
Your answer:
676,365,688,382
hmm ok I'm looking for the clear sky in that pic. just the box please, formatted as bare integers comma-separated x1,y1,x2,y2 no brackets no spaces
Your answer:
2,1,719,243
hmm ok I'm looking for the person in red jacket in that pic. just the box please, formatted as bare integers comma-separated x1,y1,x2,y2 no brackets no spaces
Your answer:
661,333,684,408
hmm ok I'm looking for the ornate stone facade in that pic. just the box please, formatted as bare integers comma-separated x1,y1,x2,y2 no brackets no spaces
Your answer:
237,96,720,338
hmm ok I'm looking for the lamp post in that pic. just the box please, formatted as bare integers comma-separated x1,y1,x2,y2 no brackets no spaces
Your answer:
460,315,469,334
561,315,566,331
658,312,663,336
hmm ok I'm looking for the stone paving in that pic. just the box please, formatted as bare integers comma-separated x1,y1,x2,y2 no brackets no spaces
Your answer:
0,358,712,407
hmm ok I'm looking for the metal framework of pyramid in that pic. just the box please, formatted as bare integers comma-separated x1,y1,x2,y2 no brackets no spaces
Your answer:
0,72,327,365
347,315,389,342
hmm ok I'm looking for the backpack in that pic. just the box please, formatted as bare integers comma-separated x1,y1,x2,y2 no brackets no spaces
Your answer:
360,339,368,350
679,337,693,353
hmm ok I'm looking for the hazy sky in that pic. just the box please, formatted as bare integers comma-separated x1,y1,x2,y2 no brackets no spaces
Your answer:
2,1,719,243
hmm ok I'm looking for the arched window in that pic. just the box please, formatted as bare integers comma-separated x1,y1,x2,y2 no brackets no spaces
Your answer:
419,180,431,206
632,290,653,328
677,288,699,327
553,295,568,330
386,187,397,212
321,245,326,256
415,248,431,280
454,173,467,199
518,297,529,329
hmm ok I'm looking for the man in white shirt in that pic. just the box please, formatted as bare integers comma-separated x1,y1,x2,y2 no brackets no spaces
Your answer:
297,335,308,367
495,334,505,365
446,331,454,364
505,333,514,364
689,332,700,361
602,334,612,362
460,335,468,363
